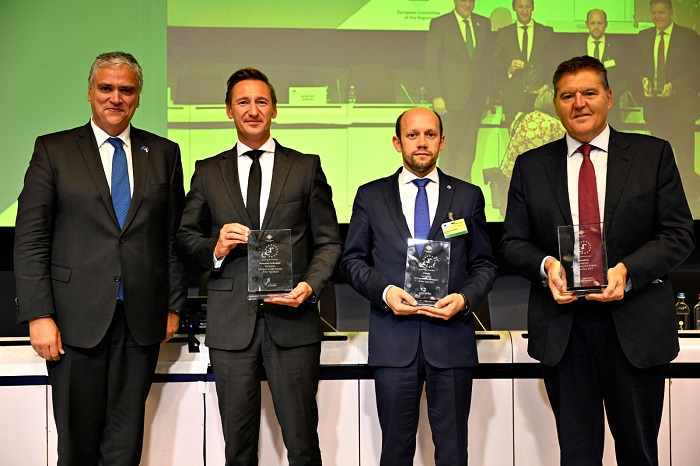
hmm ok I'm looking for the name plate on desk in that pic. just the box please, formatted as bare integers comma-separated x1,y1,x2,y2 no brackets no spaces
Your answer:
289,86,327,105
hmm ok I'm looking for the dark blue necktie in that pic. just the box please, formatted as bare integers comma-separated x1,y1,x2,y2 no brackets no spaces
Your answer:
108,137,130,300
412,178,431,253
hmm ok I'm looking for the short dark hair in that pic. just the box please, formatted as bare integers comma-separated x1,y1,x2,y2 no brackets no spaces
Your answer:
394,109,444,139
552,56,610,95
89,52,143,93
512,0,534,9
225,68,277,106
650,0,673,11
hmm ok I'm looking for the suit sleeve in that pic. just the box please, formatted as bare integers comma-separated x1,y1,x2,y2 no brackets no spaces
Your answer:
300,155,342,295
14,136,57,323
459,187,498,310
176,161,219,273
167,144,188,311
499,155,550,285
617,140,695,288
425,17,444,100
339,187,394,311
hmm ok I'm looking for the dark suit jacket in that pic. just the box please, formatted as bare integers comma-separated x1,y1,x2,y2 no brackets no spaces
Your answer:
637,23,700,118
500,128,695,368
494,21,556,115
176,141,342,351
14,123,188,347
566,35,628,93
425,12,493,109
340,168,497,368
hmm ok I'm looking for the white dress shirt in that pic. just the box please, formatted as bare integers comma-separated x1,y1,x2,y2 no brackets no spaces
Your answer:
92,119,134,197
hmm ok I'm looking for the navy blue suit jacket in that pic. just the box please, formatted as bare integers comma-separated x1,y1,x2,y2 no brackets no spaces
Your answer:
500,129,695,368
340,168,497,368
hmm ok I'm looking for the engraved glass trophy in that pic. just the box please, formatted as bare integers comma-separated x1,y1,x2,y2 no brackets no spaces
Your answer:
557,223,608,296
404,239,451,305
248,229,293,300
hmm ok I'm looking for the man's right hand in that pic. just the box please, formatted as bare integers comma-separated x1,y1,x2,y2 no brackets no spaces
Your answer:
29,317,64,361
509,59,525,75
545,257,578,305
386,286,420,316
214,222,250,260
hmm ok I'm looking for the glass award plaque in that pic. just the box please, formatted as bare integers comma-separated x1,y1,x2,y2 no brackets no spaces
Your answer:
523,62,539,94
557,223,608,296
247,229,293,300
404,239,451,306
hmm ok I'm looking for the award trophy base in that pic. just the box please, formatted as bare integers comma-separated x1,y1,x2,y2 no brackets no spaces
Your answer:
247,291,293,301
564,286,605,297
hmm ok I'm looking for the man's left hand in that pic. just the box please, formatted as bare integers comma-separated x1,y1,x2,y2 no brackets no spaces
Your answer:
416,293,465,320
264,281,313,308
162,309,180,343
586,262,627,302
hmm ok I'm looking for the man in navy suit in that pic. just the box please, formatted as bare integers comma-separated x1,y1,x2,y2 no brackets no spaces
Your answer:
567,9,628,126
493,0,556,126
340,107,497,465
637,0,700,201
501,56,694,465
425,0,494,183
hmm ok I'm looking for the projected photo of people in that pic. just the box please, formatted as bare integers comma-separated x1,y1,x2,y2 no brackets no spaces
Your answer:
164,0,700,222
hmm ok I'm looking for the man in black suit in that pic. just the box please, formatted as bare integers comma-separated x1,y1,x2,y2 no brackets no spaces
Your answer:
568,9,628,126
340,107,497,465
14,52,187,465
176,68,341,465
638,0,700,201
501,56,694,465
493,0,555,126
425,0,493,183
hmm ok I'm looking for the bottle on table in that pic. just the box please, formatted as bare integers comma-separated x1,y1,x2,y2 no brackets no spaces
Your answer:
693,294,700,331
676,292,690,331
348,84,356,104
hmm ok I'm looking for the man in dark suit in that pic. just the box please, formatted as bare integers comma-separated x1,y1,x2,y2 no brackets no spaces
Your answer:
340,107,497,465
493,0,555,126
14,52,187,465
501,56,694,465
425,0,493,183
176,68,341,465
638,0,700,201
567,9,628,126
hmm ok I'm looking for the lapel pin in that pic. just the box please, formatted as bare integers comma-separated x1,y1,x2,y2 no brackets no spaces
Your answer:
140,145,149,153
447,184,452,190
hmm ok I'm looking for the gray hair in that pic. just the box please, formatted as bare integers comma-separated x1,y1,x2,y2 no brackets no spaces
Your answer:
88,52,143,93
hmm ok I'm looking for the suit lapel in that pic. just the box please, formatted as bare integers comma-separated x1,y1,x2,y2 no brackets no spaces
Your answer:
76,123,119,228
603,129,632,234
123,128,148,231
219,144,250,226
544,138,573,225
429,169,455,239
262,142,293,229
381,169,412,240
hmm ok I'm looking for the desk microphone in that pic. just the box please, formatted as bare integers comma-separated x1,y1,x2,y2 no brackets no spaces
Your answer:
400,83,415,104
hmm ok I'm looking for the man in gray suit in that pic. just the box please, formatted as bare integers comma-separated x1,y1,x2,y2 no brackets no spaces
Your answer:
177,68,342,465
425,0,494,183
14,51,187,465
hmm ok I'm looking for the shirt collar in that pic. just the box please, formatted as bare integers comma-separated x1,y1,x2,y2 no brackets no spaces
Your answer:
454,10,471,23
518,19,534,28
565,124,610,158
91,119,131,149
658,22,674,36
237,136,276,157
399,166,440,186
588,35,605,43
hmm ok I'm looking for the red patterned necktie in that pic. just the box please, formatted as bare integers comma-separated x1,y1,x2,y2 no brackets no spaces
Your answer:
578,144,605,286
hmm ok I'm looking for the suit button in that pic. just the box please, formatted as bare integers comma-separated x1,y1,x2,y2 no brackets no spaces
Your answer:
120,238,126,244
114,276,121,282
